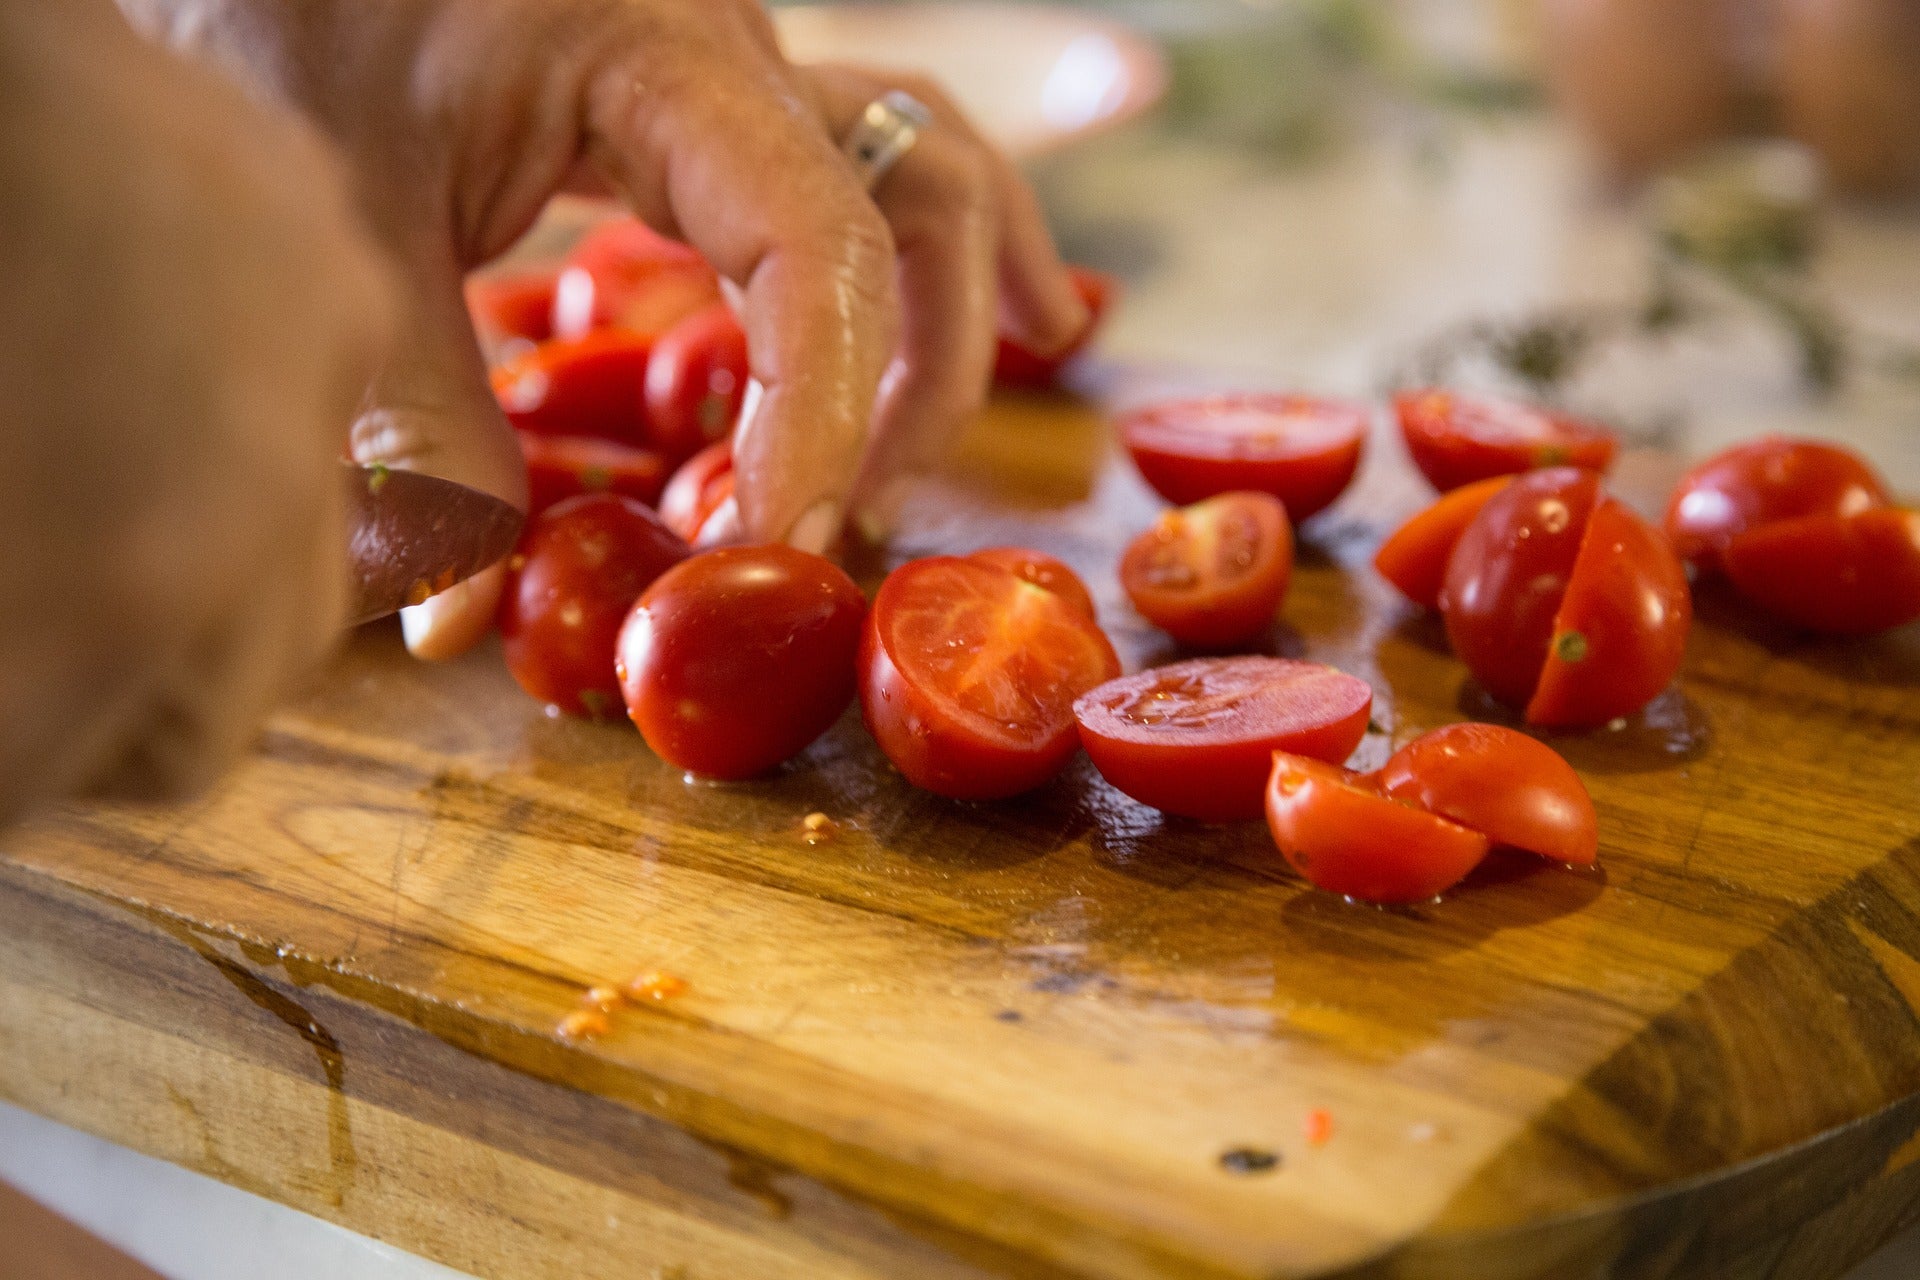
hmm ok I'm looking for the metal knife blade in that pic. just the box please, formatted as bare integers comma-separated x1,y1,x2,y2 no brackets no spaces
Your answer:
343,461,523,626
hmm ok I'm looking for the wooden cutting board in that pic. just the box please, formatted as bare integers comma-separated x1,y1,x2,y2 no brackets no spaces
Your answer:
3,392,1919,1280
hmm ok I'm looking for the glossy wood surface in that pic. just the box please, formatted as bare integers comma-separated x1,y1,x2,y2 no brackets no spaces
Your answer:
2,392,1918,1280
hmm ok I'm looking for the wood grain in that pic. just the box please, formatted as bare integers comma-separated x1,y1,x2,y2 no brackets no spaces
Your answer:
2,391,1917,1279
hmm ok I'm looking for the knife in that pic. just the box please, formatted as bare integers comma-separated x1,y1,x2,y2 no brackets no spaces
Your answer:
342,461,524,626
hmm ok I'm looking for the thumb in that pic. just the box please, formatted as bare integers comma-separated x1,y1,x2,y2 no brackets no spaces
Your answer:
348,247,528,661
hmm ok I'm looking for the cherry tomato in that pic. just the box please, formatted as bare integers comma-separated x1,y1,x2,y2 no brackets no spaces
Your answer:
645,302,749,464
1396,390,1618,492
966,547,1098,621
1121,492,1293,650
657,441,735,543
860,557,1121,800
993,267,1115,389
1722,508,1920,635
1373,476,1515,610
1376,724,1597,866
618,546,866,779
466,268,557,349
1266,753,1491,904
499,495,690,719
1120,394,1367,520
492,330,651,443
551,217,720,342
1662,435,1889,572
1074,657,1373,821
519,432,669,516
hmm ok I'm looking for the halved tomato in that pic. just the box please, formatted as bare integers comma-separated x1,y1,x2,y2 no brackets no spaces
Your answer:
1375,724,1597,866
1663,436,1889,572
657,441,735,543
492,330,652,443
967,547,1098,621
1722,508,1920,635
1120,395,1367,520
520,433,669,515
551,217,720,342
1396,390,1618,492
1120,492,1293,650
645,302,749,464
1373,476,1515,610
1074,657,1373,821
993,266,1115,389
860,557,1121,800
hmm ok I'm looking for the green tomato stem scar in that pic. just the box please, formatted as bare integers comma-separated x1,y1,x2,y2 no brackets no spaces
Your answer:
367,461,391,494
1554,630,1590,663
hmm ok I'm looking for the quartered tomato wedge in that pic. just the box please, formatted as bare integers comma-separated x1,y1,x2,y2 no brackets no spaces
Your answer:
1396,390,1618,492
645,302,749,464
1373,476,1515,609
1266,754,1491,904
466,268,558,350
1376,724,1597,866
994,266,1115,389
1074,657,1373,821
657,441,735,542
492,330,652,443
860,557,1121,800
1120,394,1367,519
1120,492,1293,650
551,217,720,342
1663,436,1889,572
1722,508,1920,636
519,433,669,515
966,547,1098,621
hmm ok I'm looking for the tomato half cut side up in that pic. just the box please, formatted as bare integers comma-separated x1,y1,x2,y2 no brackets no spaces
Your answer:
1074,657,1373,821
1396,390,1618,493
1376,724,1598,866
966,547,1098,621
1266,753,1491,904
1662,436,1889,572
519,432,669,515
1120,492,1293,650
1373,476,1515,609
861,557,1121,800
1120,395,1368,519
1527,497,1692,728
1722,508,1920,636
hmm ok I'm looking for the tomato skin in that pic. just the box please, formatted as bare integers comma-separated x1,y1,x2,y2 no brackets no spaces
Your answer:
1120,395,1368,519
466,269,558,348
1376,724,1598,865
519,432,668,515
860,557,1121,800
1266,753,1491,904
966,547,1098,621
552,217,720,342
657,441,735,542
1662,436,1890,572
499,495,691,719
618,546,866,779
644,303,749,464
492,330,652,443
1396,390,1618,492
1074,657,1373,821
1722,509,1920,635
993,267,1115,389
1120,492,1294,650
1441,468,1601,708
1373,476,1515,609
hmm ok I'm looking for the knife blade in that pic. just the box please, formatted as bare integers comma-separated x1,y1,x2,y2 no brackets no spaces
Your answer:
343,461,524,626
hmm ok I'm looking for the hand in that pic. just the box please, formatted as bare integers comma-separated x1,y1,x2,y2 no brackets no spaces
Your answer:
0,1,393,824
123,0,1089,658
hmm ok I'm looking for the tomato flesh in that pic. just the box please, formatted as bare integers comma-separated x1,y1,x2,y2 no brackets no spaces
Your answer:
860,557,1121,800
1663,436,1890,572
466,268,558,349
1266,754,1491,904
1373,476,1515,610
1376,724,1597,865
492,330,652,443
1722,509,1920,636
1075,657,1372,821
657,441,735,542
645,302,749,464
499,495,690,719
520,432,668,516
1396,390,1618,492
552,217,720,342
618,546,866,779
1120,492,1293,650
967,547,1098,621
993,267,1114,389
1121,394,1367,519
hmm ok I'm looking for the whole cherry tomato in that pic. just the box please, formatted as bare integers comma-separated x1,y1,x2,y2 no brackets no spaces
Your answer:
1373,476,1515,610
1396,390,1618,492
1120,394,1368,520
520,432,669,516
466,268,558,350
492,330,652,443
499,495,690,719
1074,657,1373,821
657,441,735,543
551,217,720,342
1266,753,1491,904
618,546,866,779
1120,492,1293,650
1722,508,1920,635
860,557,1120,800
1663,435,1890,572
645,302,749,464
993,266,1115,389
966,547,1098,621
1376,724,1597,865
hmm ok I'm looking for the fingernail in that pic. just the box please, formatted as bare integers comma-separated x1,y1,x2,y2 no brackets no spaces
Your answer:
785,500,844,556
398,572,496,661
693,496,743,548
